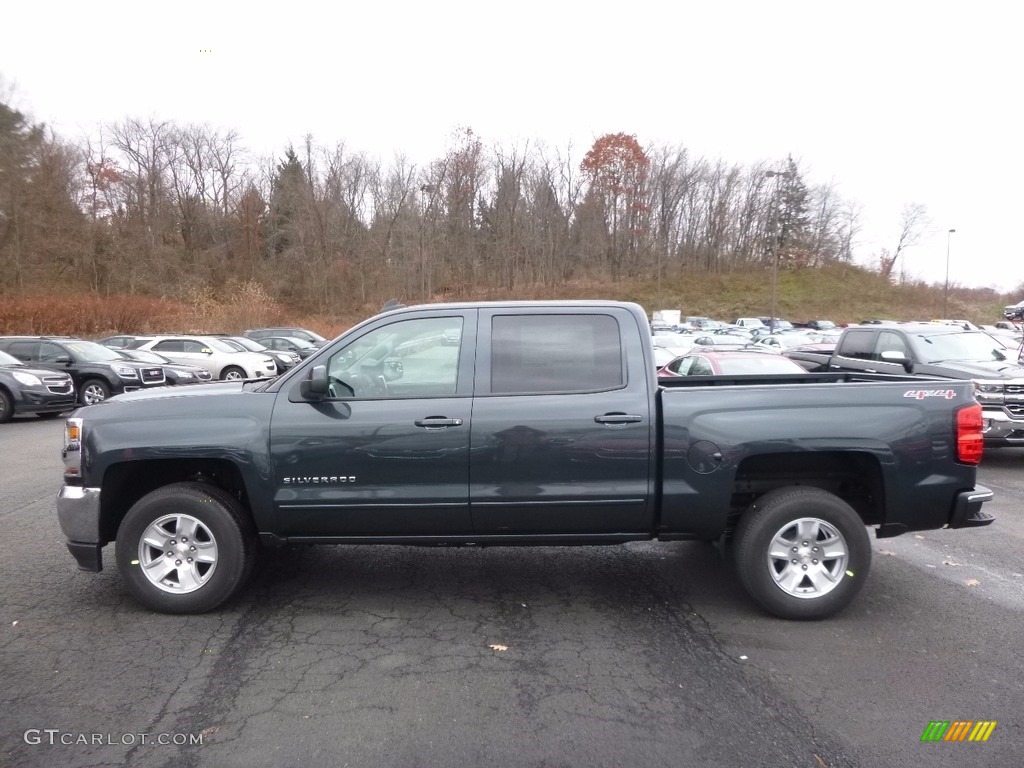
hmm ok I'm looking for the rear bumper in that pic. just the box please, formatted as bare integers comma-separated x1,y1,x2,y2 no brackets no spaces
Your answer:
948,485,995,529
56,485,104,571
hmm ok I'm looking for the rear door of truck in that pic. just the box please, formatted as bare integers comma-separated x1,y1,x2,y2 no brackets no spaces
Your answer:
468,306,656,534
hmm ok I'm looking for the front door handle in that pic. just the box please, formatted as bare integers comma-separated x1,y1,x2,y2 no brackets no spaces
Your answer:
594,414,642,425
414,417,464,429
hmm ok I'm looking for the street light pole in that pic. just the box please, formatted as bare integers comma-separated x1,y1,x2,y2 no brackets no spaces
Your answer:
943,228,956,318
764,169,792,331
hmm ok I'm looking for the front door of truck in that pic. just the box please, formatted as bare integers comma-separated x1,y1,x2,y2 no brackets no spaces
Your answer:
270,310,476,536
469,308,655,534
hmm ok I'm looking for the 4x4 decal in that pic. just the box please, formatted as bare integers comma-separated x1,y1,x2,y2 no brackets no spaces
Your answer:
903,389,958,400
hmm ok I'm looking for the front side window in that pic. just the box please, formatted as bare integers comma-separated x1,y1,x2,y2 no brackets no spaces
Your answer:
875,331,909,360
489,314,623,395
38,342,69,362
326,317,463,399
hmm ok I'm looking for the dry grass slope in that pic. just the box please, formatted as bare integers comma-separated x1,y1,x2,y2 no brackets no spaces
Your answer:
0,265,1012,338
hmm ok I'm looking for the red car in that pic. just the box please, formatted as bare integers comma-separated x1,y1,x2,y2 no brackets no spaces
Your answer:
658,350,807,377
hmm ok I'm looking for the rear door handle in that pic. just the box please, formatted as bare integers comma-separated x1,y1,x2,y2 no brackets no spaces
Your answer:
414,417,464,429
594,414,642,425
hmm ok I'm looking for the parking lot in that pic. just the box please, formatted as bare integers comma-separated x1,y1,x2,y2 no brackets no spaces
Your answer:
1,418,1021,767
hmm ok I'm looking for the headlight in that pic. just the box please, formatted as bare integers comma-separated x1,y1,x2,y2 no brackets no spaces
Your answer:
111,364,139,378
12,371,43,386
973,380,1004,402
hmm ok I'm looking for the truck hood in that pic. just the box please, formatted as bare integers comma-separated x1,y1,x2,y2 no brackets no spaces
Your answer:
924,358,1024,380
102,381,251,404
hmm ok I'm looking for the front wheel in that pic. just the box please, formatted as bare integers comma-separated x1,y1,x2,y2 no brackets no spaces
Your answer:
221,366,246,381
115,482,256,613
0,388,12,423
79,378,111,405
733,487,871,620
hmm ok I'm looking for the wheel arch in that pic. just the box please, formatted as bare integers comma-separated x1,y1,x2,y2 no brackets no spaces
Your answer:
729,451,884,537
99,459,254,543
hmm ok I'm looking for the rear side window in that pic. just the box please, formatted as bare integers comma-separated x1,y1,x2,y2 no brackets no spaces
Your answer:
490,314,623,394
153,340,185,353
6,341,39,362
837,330,876,360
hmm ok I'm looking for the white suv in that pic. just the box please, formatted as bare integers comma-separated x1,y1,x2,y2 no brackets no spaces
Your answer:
129,336,277,380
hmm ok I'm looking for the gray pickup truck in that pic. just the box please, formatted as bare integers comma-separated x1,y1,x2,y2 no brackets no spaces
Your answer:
784,322,1024,446
57,301,993,619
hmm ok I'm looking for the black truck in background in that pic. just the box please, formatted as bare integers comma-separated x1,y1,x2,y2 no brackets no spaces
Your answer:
56,302,993,620
784,322,1024,446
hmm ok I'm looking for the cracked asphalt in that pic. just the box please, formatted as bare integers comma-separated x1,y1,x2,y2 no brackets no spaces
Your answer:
1,418,1021,767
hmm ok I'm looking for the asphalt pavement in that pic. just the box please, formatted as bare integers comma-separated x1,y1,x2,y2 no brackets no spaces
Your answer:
1,418,1020,768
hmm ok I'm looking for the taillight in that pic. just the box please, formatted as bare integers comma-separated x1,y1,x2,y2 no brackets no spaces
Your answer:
956,404,984,464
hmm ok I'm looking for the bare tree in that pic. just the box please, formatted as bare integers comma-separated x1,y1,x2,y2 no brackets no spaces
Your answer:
880,203,929,281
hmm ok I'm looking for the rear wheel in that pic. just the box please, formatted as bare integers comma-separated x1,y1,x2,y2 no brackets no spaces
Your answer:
115,482,256,613
733,487,871,620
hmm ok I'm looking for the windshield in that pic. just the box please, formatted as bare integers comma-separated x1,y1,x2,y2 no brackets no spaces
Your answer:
118,349,168,364
63,340,126,361
909,331,1012,362
200,337,243,353
0,350,23,366
280,336,315,349
229,337,267,352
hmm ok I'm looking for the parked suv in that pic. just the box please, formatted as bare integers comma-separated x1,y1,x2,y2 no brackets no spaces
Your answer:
244,327,328,348
0,336,166,405
129,336,277,380
0,349,76,422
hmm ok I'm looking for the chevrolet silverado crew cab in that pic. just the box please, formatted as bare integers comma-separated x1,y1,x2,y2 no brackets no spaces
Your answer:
56,301,994,619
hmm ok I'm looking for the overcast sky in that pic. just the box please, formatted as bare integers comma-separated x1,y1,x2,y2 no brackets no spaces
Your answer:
2,0,1019,292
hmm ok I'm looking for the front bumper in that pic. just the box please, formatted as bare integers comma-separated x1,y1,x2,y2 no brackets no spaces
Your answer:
982,409,1024,445
948,485,995,529
56,485,104,571
15,389,76,415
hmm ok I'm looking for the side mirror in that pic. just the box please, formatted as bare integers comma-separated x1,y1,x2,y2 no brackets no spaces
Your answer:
300,365,329,400
201,348,213,355
879,349,913,373
55,355,73,364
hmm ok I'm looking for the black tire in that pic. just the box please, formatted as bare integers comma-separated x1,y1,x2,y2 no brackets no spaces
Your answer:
0,388,12,423
115,482,256,614
221,366,246,381
733,487,871,620
79,378,111,406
